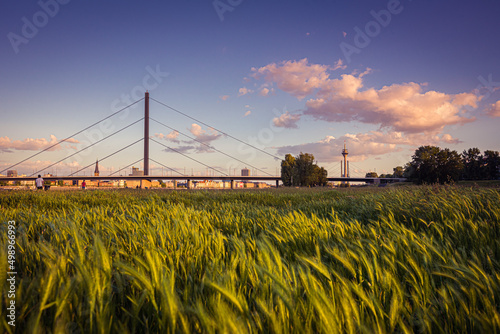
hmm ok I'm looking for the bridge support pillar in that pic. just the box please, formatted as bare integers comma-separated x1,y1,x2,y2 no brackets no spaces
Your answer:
173,180,177,189
187,180,192,190
231,180,235,189
276,180,279,188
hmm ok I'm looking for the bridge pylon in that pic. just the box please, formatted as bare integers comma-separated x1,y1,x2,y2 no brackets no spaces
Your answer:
144,91,149,176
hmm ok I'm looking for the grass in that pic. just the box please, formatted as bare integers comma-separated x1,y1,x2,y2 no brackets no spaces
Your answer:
1,185,500,333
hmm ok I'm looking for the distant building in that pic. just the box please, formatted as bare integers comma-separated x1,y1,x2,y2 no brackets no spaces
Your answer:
241,168,250,177
130,167,144,176
127,166,147,188
7,170,17,177
94,159,100,176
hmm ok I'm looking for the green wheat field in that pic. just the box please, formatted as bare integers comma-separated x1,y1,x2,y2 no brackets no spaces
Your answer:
1,185,500,333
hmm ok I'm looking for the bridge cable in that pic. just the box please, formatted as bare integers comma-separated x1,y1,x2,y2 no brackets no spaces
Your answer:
347,162,367,177
1,98,144,174
150,117,273,176
150,98,282,161
326,162,342,177
29,118,144,176
109,159,143,176
150,137,228,176
69,138,143,176
149,158,186,176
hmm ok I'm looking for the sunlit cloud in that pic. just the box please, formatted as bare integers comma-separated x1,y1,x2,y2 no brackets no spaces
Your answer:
0,135,79,153
185,124,221,152
250,58,479,135
251,58,330,100
333,58,347,71
259,88,270,96
272,111,301,129
220,95,230,101
487,100,500,117
275,130,462,162
244,110,252,117
0,159,83,175
155,131,180,143
238,87,254,96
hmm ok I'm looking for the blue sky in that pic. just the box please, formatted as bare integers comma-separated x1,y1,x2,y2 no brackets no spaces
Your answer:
1,0,499,178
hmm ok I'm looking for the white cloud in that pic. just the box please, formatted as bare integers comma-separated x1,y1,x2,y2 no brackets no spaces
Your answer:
0,135,79,152
272,111,301,129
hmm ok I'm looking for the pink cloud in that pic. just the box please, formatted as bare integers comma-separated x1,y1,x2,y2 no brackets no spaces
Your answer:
251,58,331,100
0,159,83,175
238,87,253,97
220,95,230,101
250,58,478,135
0,135,79,152
276,133,399,162
275,130,461,162
333,58,347,71
189,124,221,143
155,131,180,143
487,100,500,117
259,88,270,96
272,112,301,129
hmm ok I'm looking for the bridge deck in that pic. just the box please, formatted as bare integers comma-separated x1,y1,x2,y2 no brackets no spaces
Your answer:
0,175,406,183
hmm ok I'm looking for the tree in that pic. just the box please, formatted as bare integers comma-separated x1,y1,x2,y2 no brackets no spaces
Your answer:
281,152,328,187
461,148,483,180
393,166,404,178
405,146,463,184
281,154,297,186
295,153,315,186
436,148,463,183
365,172,378,178
483,150,500,180
311,165,328,186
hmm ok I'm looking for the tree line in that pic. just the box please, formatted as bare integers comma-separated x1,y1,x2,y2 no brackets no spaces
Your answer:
367,146,500,184
281,146,499,187
403,146,500,184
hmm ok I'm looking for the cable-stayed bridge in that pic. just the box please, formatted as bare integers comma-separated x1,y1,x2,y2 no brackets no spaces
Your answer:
0,92,405,188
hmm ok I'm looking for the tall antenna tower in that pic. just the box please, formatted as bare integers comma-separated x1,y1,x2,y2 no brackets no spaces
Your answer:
342,141,349,178
341,142,350,187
